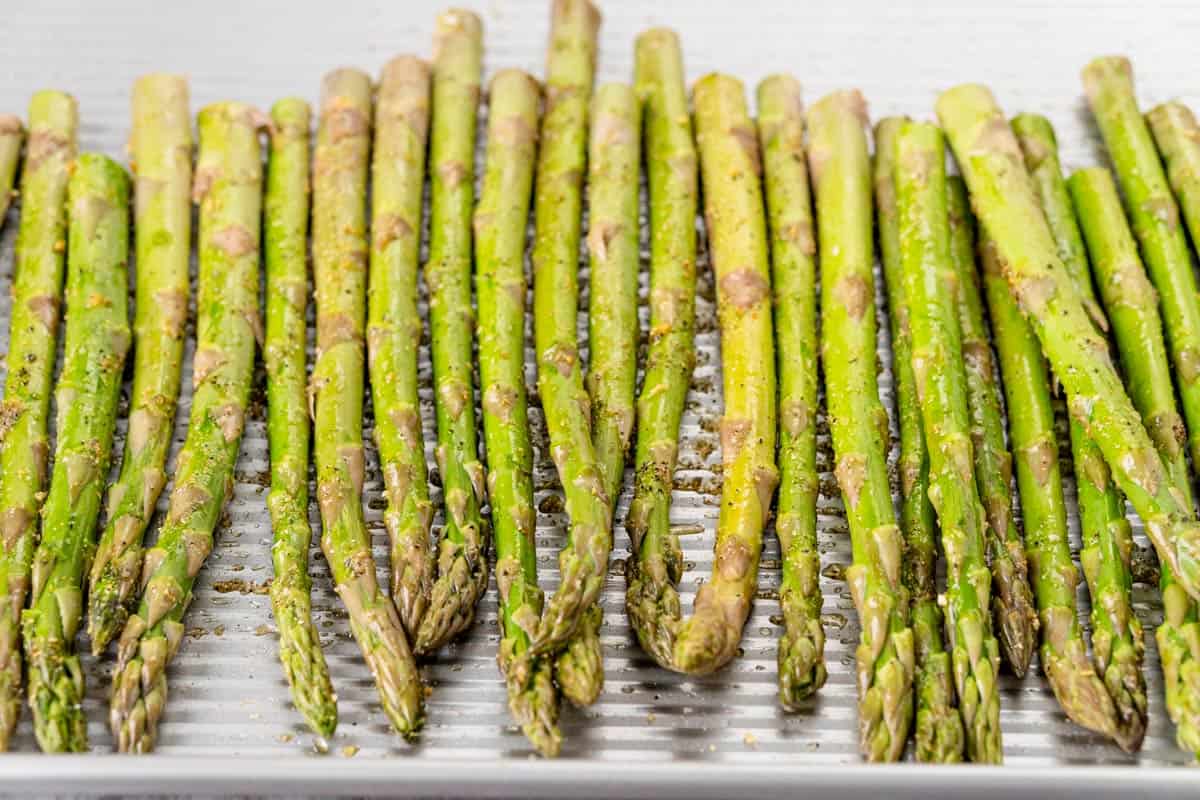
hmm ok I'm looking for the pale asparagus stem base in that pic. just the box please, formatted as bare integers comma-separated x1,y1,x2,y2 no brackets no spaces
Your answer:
0,90,77,751
88,74,191,656
623,27,697,673
810,92,912,762
757,74,827,709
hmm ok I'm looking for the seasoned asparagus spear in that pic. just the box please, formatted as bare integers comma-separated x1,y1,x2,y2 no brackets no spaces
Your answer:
530,0,610,656
874,117,962,762
476,69,560,757
0,115,22,225
0,90,76,749
1069,166,1193,756
1011,114,1145,751
369,56,434,637
1149,101,1200,270
556,82,640,707
1083,58,1200,475
809,91,912,761
109,101,261,753
893,120,1001,763
264,97,337,738
24,154,130,752
624,27,697,671
946,181,1038,678
758,74,826,708
671,74,778,675
313,69,423,739
937,84,1200,603
89,74,192,654
417,9,489,654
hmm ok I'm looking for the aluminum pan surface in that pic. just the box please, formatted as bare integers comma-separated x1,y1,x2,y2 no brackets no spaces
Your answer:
0,0,1198,793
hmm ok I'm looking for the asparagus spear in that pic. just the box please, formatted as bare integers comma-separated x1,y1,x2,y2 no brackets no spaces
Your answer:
937,84,1200,603
0,115,22,225
530,0,610,656
312,69,423,739
476,68,560,757
757,75,826,708
946,182,1039,678
893,120,1001,763
1069,166,1193,756
264,97,337,738
669,73,777,675
555,82,640,707
623,27,697,671
1011,114,1145,751
1149,101,1200,267
369,56,434,637
89,74,192,655
0,89,76,749
874,117,962,762
416,9,489,654
1083,58,1200,476
809,91,912,761
23,154,130,752
109,101,262,753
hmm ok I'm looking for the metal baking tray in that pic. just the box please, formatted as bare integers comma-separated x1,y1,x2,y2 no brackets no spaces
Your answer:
0,0,1198,795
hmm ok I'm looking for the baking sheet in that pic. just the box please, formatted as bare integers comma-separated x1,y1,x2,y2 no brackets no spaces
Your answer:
1,0,1199,794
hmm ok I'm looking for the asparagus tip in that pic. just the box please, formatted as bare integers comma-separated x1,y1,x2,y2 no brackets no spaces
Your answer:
554,604,603,707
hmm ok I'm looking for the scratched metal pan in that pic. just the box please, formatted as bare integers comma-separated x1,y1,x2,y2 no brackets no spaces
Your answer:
0,0,1196,796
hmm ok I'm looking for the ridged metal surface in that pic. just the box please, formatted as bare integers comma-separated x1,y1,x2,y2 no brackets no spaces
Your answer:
0,0,1198,793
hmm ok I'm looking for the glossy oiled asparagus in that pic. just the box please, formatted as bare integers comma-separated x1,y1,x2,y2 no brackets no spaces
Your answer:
0,115,22,225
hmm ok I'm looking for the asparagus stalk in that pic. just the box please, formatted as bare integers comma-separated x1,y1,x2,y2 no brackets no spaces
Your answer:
89,74,192,655
623,27,697,671
937,84,1200,603
0,115,22,225
476,69,560,757
669,73,777,675
369,56,434,637
894,120,1001,763
946,180,1039,678
23,154,130,752
757,75,826,708
874,117,962,762
1069,166,1193,756
1083,58,1200,475
312,69,423,739
0,90,76,749
1011,114,1145,751
530,0,610,656
809,91,912,761
416,10,489,654
109,101,262,753
1149,101,1200,270
264,97,337,738
555,82,641,707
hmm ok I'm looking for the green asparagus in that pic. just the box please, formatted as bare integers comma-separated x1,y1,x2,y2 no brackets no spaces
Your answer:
1011,114,1144,751
758,74,826,708
0,89,76,749
264,97,337,738
24,154,130,752
810,91,912,761
530,0,611,656
894,120,1001,763
312,69,423,739
624,27,697,671
368,56,434,637
90,75,192,654
417,9,489,654
556,82,640,707
476,68,560,757
109,101,261,753
1069,166,1191,756
937,84,1200,603
0,115,22,225
1083,57,1200,476
874,117,962,762
1148,101,1200,274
